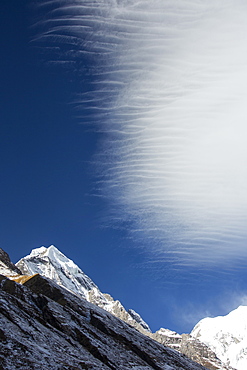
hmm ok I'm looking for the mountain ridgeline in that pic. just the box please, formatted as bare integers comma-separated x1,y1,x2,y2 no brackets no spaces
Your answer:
0,245,240,369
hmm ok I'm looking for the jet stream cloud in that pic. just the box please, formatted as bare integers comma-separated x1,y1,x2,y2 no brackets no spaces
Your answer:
38,0,247,267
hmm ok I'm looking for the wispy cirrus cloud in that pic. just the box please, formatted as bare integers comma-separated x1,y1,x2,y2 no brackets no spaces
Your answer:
36,0,247,268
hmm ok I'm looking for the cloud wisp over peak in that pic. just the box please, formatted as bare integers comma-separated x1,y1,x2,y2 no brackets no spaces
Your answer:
37,0,247,269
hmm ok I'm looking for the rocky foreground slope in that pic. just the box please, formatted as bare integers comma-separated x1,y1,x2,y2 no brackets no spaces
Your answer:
15,245,233,370
0,246,235,369
0,262,207,369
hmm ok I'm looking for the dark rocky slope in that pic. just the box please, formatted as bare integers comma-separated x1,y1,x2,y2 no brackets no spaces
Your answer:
0,272,208,370
14,246,233,370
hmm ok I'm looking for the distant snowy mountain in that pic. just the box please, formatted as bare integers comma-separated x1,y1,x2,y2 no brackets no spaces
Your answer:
16,245,151,333
191,306,247,370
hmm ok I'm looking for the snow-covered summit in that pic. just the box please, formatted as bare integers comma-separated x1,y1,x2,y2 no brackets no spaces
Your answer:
16,245,102,300
16,245,151,333
191,306,247,370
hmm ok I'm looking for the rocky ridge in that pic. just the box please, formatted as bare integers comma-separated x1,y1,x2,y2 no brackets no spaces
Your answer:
0,246,235,369
151,329,235,370
0,254,207,370
0,248,22,276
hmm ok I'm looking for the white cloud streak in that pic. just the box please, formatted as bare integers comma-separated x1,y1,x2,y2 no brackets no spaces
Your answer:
37,0,247,267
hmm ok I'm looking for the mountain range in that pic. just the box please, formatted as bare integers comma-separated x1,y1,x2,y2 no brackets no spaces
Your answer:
0,245,244,369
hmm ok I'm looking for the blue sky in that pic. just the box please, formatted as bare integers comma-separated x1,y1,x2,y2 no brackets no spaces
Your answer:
1,0,247,334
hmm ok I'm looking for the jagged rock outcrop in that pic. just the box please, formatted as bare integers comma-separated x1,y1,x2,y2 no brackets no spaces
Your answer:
151,329,235,370
0,272,208,370
128,308,152,332
0,248,22,276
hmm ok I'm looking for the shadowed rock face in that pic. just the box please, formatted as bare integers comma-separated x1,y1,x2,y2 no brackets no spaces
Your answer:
0,248,22,275
0,273,207,370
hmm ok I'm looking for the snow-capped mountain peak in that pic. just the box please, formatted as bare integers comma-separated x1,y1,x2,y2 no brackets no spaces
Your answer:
191,306,247,370
16,245,151,333
16,245,100,300
30,245,90,278
30,245,83,274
